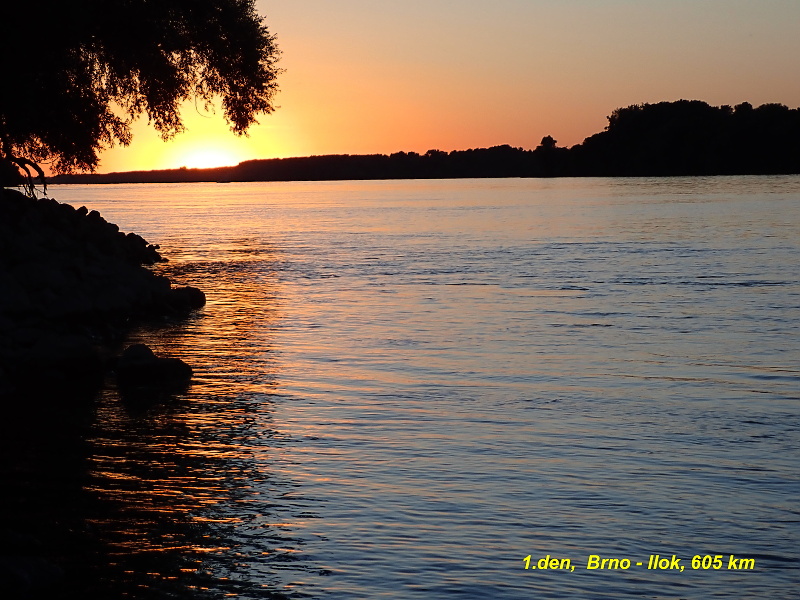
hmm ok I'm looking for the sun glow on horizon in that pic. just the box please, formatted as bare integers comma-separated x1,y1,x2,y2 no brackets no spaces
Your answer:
95,97,294,173
178,148,242,170
91,1,800,174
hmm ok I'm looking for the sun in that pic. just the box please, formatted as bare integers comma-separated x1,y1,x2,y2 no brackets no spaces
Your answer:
180,148,241,169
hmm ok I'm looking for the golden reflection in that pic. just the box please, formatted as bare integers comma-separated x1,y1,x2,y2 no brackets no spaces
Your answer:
72,239,308,598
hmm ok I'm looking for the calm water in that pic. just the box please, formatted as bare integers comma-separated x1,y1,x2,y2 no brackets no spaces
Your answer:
48,177,799,598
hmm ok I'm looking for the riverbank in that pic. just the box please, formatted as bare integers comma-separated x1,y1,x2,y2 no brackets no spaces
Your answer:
0,187,205,397
0,186,209,596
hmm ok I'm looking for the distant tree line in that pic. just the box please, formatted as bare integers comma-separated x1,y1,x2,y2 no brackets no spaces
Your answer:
48,100,800,184
571,100,800,176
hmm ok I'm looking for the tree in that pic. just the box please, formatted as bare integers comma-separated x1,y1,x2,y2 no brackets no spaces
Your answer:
537,135,557,150
0,0,280,181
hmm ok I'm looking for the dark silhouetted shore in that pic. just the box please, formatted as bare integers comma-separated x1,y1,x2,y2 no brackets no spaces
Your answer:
49,100,800,185
0,188,204,398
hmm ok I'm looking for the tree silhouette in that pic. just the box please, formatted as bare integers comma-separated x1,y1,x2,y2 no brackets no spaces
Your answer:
572,100,800,176
538,136,557,150
0,0,280,181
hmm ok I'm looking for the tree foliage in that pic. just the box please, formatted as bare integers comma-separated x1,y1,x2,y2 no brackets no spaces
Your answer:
0,0,280,176
573,100,800,175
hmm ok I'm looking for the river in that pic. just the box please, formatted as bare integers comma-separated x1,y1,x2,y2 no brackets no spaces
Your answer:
30,176,800,598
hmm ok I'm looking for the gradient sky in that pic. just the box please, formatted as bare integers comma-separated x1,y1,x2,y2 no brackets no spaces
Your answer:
97,0,800,172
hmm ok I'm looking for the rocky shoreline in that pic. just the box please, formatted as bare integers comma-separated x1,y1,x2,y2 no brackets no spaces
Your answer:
0,187,208,596
0,187,205,398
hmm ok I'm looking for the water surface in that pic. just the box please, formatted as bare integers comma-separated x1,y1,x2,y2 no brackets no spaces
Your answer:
48,176,800,598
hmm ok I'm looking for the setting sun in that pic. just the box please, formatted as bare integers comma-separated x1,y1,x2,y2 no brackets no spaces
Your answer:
179,148,241,170
5,0,799,597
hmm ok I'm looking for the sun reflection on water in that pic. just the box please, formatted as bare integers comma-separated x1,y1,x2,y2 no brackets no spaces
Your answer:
24,177,800,599
68,241,325,598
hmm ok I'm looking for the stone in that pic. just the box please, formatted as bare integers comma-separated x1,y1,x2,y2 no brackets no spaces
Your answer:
116,344,193,389
169,286,207,311
0,189,200,397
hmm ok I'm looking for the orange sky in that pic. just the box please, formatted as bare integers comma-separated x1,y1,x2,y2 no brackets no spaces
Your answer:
97,0,800,173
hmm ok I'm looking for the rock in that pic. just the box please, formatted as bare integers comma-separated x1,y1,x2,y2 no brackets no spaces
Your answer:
168,286,207,312
0,555,64,595
116,344,193,389
10,331,106,393
0,188,202,397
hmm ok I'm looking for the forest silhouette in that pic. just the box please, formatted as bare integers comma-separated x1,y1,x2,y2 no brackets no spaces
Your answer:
49,100,800,184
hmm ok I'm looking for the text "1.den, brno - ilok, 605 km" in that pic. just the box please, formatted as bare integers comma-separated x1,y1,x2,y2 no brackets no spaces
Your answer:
523,554,755,573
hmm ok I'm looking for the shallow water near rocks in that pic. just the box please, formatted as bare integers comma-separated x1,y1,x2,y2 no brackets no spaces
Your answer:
39,176,800,598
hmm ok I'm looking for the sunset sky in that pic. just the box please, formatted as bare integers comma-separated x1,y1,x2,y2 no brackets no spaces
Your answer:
97,0,800,173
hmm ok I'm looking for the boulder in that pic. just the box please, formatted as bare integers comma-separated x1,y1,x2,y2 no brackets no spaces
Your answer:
168,286,207,312
115,344,192,389
0,188,203,397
